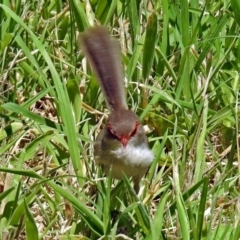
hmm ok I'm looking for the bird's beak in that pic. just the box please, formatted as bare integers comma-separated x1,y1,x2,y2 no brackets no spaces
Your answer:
121,137,129,148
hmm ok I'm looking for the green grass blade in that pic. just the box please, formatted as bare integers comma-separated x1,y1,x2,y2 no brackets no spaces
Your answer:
0,187,15,201
104,0,117,25
2,103,63,131
66,79,82,124
24,199,39,240
0,122,24,141
196,178,209,239
194,97,208,182
144,187,170,240
230,0,240,26
128,0,140,47
142,11,158,80
69,0,89,31
0,4,83,185
127,33,145,80
180,0,190,47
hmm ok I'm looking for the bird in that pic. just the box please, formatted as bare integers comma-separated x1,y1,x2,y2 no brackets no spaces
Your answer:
79,26,154,192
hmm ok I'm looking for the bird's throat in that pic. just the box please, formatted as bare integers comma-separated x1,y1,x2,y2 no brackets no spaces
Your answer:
111,141,154,167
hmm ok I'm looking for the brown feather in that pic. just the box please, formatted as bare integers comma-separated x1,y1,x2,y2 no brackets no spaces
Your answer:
79,26,127,111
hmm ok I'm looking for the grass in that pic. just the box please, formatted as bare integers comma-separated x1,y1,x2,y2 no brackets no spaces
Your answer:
0,0,240,239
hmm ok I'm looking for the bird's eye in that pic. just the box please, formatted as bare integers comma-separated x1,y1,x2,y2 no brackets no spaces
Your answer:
107,124,117,137
130,122,139,137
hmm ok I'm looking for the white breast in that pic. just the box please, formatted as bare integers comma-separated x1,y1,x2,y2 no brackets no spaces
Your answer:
111,142,154,168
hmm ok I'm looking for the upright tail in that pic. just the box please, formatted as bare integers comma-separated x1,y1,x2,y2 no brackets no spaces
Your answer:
79,26,128,111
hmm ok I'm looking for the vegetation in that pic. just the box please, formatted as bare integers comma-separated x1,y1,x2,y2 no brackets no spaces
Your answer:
0,0,240,239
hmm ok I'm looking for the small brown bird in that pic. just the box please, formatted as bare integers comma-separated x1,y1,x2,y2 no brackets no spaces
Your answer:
79,26,154,192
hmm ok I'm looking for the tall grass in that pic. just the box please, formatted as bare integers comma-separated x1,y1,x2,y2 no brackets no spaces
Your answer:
0,0,240,239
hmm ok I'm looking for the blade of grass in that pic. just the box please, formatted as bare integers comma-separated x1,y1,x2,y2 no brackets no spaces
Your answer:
24,199,39,240
69,0,89,31
104,0,117,25
144,186,170,240
0,4,84,186
142,11,158,80
196,177,209,239
128,0,140,48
